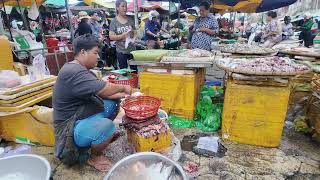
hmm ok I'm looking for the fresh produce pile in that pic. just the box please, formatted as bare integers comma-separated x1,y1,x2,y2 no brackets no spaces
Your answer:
216,56,310,75
217,44,276,55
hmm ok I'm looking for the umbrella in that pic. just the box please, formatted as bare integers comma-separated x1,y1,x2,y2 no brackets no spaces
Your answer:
43,0,65,8
212,0,298,13
0,0,44,7
148,0,211,9
84,0,115,9
127,0,161,12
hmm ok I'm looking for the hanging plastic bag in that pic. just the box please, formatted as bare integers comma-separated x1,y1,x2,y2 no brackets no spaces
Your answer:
0,70,21,88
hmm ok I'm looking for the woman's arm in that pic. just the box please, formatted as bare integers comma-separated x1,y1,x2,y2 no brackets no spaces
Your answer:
109,31,127,41
199,28,216,35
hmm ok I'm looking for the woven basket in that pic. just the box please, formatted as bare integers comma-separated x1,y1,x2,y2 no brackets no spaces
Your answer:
216,59,312,76
161,56,215,63
218,45,277,55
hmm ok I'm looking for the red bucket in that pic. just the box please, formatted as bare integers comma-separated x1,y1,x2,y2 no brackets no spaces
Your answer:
46,38,59,53
108,73,138,88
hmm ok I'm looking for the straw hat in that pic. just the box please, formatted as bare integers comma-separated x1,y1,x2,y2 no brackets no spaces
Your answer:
78,11,90,20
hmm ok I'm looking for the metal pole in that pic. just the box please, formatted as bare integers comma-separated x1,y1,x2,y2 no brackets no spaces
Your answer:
2,0,13,40
33,0,45,44
134,0,138,29
65,0,74,40
16,0,29,30
177,1,180,29
0,11,5,34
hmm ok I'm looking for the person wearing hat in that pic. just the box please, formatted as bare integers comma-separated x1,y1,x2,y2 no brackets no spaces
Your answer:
299,12,314,48
282,16,294,40
75,11,92,37
144,10,169,49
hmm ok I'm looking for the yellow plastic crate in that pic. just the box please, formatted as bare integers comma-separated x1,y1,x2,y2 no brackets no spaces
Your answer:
0,107,55,146
127,130,171,152
222,80,290,147
140,69,204,119
0,36,14,71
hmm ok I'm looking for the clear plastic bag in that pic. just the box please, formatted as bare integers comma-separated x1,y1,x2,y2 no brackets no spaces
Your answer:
0,70,21,88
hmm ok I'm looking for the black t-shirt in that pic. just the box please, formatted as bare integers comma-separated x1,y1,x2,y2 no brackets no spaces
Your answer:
53,63,106,123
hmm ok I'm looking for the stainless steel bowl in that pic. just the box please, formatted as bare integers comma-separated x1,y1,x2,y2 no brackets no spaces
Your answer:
104,152,188,180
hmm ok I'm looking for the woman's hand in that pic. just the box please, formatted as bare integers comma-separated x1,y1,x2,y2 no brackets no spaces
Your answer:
199,28,211,33
121,31,130,40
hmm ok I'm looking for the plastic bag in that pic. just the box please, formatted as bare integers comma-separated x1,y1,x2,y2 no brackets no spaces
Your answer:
30,106,53,124
0,70,21,88
31,54,50,78
168,116,195,129
195,86,224,132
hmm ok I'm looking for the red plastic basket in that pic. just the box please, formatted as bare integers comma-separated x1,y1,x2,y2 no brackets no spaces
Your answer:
121,96,161,120
108,73,138,88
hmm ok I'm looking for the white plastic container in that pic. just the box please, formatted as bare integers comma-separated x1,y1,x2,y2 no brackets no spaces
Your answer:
0,154,51,180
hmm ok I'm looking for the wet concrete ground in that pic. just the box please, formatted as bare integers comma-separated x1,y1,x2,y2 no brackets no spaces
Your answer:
31,66,319,179
30,120,320,180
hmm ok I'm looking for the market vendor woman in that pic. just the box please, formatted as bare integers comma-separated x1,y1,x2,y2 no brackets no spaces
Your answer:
191,2,219,51
53,34,132,172
109,0,137,70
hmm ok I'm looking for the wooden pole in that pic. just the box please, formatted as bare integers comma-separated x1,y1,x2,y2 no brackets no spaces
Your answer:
2,0,13,40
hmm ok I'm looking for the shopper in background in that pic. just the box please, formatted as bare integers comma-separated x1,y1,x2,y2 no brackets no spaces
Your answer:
190,2,219,51
75,12,92,37
144,10,169,49
89,11,103,39
109,0,137,71
299,13,314,48
261,11,282,48
282,16,294,40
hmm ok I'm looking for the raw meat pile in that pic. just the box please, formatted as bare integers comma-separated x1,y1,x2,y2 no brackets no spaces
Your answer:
218,56,310,75
218,44,276,54
128,105,151,111
136,122,169,138
123,115,169,138
169,49,213,57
